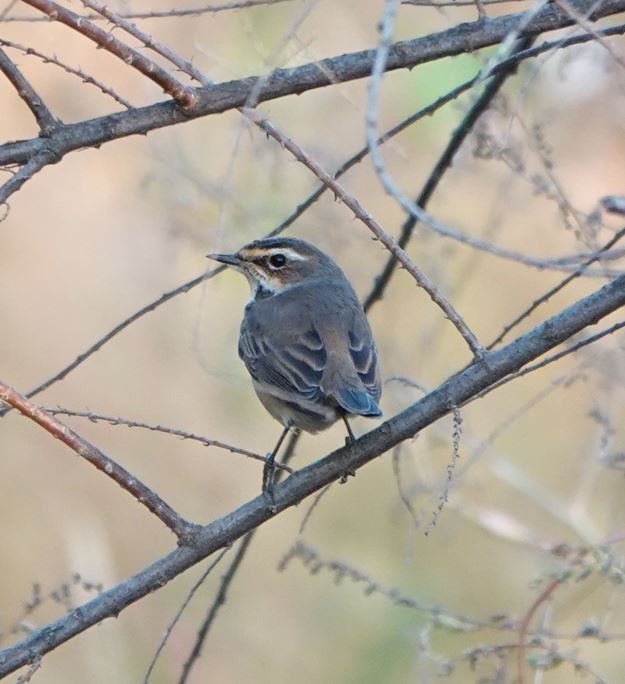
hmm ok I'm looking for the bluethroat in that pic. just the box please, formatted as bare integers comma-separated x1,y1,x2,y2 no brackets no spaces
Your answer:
208,237,382,494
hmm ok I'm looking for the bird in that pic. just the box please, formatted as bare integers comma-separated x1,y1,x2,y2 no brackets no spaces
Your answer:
208,236,382,495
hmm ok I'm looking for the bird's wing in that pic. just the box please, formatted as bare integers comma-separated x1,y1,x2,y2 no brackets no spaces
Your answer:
239,320,327,403
347,317,381,403
317,311,382,418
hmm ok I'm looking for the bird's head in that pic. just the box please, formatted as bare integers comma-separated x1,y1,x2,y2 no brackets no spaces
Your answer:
208,237,343,297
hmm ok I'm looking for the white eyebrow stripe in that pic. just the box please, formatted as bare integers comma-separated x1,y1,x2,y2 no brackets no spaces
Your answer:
263,247,308,261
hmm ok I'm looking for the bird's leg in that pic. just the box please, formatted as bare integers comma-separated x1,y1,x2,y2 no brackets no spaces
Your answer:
340,415,357,483
342,415,356,446
263,425,290,502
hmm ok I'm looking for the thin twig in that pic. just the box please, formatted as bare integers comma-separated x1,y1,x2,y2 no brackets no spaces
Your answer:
403,0,524,4
363,30,534,313
0,39,133,108
489,227,625,348
517,577,563,683
46,407,291,472
178,532,255,684
0,152,53,205
468,319,625,404
0,0,19,21
0,47,58,133
80,0,207,85
0,267,223,417
425,406,462,535
143,549,229,684
21,0,197,106
0,381,193,538
3,0,294,21
256,112,486,357
367,0,484,356
553,0,625,70
178,430,300,682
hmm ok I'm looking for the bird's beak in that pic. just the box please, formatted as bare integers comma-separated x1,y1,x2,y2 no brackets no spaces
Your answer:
207,252,241,267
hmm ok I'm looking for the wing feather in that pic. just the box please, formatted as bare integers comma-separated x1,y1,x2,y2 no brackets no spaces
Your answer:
239,323,327,402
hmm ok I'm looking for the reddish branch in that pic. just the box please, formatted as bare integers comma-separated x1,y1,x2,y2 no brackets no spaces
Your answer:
0,381,193,538
517,577,563,682
21,0,197,107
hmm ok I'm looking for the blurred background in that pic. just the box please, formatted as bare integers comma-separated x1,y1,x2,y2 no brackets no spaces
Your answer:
1,0,625,681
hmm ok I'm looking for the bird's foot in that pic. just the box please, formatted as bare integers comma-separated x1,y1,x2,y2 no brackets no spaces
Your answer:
339,469,356,484
262,453,278,512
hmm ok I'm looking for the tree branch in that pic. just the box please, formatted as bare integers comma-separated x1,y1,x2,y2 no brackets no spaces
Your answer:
0,382,194,538
1,0,623,168
0,47,58,133
2,269,625,677
3,0,295,21
363,34,534,311
21,0,196,106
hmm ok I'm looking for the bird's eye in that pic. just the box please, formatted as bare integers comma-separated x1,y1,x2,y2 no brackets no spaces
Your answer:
268,254,287,269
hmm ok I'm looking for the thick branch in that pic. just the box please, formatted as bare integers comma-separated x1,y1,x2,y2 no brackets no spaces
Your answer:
2,271,625,676
1,0,624,167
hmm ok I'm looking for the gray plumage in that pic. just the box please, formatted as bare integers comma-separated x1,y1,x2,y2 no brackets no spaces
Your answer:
210,237,382,434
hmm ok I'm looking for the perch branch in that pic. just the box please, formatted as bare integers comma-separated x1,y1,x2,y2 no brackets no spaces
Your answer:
2,269,625,676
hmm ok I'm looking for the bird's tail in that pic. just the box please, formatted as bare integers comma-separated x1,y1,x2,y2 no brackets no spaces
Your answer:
334,386,381,417
323,366,381,418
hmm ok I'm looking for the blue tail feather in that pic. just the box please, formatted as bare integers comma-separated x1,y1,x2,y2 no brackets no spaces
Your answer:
335,387,381,417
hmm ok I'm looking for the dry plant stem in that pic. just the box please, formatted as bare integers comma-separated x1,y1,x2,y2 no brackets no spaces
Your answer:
4,0,294,21
363,34,533,313
0,48,58,133
178,430,300,683
21,0,196,107
0,381,192,538
45,407,291,472
489,226,625,347
2,0,624,168
254,113,484,358
2,271,625,676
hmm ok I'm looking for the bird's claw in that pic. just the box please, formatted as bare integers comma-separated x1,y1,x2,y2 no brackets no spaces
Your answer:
339,469,356,484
